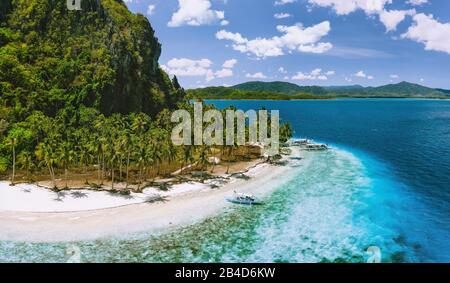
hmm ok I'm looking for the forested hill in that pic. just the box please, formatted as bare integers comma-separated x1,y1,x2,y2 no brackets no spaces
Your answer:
0,0,184,118
188,81,450,100
232,81,328,96
187,86,327,100
341,81,448,98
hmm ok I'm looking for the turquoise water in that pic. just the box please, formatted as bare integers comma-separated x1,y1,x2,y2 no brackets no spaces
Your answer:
0,99,449,262
211,99,450,262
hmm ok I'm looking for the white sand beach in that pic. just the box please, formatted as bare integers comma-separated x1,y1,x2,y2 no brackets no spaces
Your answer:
0,148,302,242
0,181,211,213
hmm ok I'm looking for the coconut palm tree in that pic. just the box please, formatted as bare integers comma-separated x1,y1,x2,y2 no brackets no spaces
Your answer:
164,141,178,176
75,129,92,184
17,151,33,181
226,144,237,174
107,143,118,191
131,113,149,139
110,114,126,182
280,123,293,144
198,145,210,171
87,136,102,184
136,142,147,191
57,141,76,189
93,115,108,184
144,139,156,182
181,145,194,174
124,131,135,189
153,146,163,177
36,142,57,189
7,137,17,185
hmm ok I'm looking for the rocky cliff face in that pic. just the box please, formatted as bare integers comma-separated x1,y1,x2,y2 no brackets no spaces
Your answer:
0,0,181,117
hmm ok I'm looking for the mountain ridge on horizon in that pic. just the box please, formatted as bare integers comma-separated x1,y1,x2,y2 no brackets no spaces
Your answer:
230,81,450,98
188,81,450,100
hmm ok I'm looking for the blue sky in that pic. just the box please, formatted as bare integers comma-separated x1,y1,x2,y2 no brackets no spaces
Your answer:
123,0,450,89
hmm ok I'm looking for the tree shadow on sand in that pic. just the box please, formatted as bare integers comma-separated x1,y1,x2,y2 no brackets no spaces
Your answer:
70,191,88,199
53,191,67,202
107,191,135,200
144,195,168,204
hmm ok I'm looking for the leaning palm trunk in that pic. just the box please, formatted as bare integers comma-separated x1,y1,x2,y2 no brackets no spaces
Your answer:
97,155,101,183
119,158,123,181
180,162,185,174
47,163,56,189
26,166,30,181
101,154,105,185
83,159,88,184
210,162,216,173
137,163,144,191
11,145,15,185
64,167,68,189
125,152,130,189
111,166,115,191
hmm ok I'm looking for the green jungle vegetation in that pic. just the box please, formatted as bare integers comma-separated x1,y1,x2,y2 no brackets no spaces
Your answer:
187,87,329,100
0,0,293,191
189,81,450,100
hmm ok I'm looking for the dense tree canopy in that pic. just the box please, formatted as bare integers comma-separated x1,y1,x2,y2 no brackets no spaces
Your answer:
0,0,184,120
0,0,189,176
0,0,292,183
187,87,328,100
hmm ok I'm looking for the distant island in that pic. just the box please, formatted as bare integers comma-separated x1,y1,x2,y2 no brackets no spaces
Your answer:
188,81,450,100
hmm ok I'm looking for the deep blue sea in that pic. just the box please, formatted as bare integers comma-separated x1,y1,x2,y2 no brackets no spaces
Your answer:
209,99,450,262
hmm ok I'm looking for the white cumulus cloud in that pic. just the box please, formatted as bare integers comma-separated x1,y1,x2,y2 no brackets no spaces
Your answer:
292,68,335,81
168,0,227,27
274,13,292,19
307,0,392,15
379,9,416,32
279,67,288,74
216,22,332,58
246,72,268,79
402,13,450,55
354,70,367,78
407,0,428,6
222,59,237,69
147,4,155,16
162,58,236,82
307,0,416,32
275,0,297,5
353,70,374,80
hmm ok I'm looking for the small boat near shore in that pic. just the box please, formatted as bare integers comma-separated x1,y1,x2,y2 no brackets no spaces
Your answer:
290,139,329,151
226,192,263,205
291,139,310,146
305,143,329,151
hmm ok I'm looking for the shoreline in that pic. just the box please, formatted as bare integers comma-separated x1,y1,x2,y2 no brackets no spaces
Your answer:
0,148,301,243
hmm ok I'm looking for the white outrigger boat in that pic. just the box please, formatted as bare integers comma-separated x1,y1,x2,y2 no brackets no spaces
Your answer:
226,192,263,205
290,139,329,151
291,139,310,146
305,143,329,151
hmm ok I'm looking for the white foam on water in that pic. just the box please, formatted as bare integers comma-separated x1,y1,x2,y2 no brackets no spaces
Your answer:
217,149,374,263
